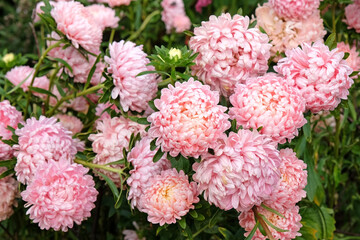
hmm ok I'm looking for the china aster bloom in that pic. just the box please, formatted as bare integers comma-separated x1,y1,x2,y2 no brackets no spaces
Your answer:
105,40,159,112
141,168,199,226
89,116,147,186
269,0,320,21
21,160,98,232
337,42,360,79
51,1,102,53
0,100,23,160
14,116,78,184
54,114,83,135
127,137,171,210
0,167,18,221
344,0,360,33
86,4,120,31
147,79,230,158
239,205,302,240
161,0,191,33
97,0,135,7
264,148,307,210
255,3,326,60
189,13,271,97
195,0,212,13
275,41,354,113
229,73,307,144
192,130,281,212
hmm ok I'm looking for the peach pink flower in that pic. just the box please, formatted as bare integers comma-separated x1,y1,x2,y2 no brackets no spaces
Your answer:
195,0,212,13
337,42,360,79
264,148,307,210
105,40,159,112
14,116,78,184
97,0,135,7
86,4,120,31
0,100,23,160
255,3,326,60
51,1,102,53
161,0,191,33
0,167,18,221
189,13,271,97
192,130,281,212
54,114,83,135
127,137,171,210
344,0,360,33
141,168,199,226
147,78,230,158
275,41,354,113
269,0,320,21
21,160,98,231
229,73,306,144
239,205,302,240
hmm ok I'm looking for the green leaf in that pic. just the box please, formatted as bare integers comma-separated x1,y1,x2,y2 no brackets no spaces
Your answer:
245,221,259,240
218,227,233,239
153,147,164,162
343,52,350,60
150,138,157,151
85,54,101,89
0,159,16,167
259,214,289,232
189,210,198,219
114,174,124,209
350,71,359,77
0,168,15,179
325,33,336,50
97,171,119,201
302,121,312,143
178,218,186,229
209,209,222,228
248,20,257,29
196,214,205,221
28,86,57,99
261,203,285,218
148,100,158,112
50,57,73,74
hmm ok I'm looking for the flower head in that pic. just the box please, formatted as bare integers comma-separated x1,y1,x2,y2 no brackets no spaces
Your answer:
147,78,230,158
269,0,321,21
105,40,159,112
14,116,78,184
192,130,281,212
21,160,98,232
161,0,191,33
0,167,18,221
97,0,135,7
54,114,83,135
275,41,354,113
86,4,120,31
141,168,199,226
337,41,360,79
189,13,271,97
344,0,360,33
229,73,307,144
195,0,212,13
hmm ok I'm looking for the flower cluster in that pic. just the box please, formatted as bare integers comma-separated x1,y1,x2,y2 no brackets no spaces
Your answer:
0,167,18,221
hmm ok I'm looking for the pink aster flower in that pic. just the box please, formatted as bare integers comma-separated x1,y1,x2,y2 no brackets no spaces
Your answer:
192,130,281,212
86,4,120,31
89,116,147,186
344,0,360,33
0,167,18,221
14,116,78,184
275,41,354,113
127,137,171,210
255,3,326,60
269,0,320,21
51,1,102,53
161,0,191,33
123,229,145,240
189,13,271,97
105,40,159,112
97,0,135,7
337,42,360,79
239,205,302,240
195,0,212,13
54,114,83,135
147,79,230,158
21,160,98,232
0,100,23,160
5,66,50,98
229,73,307,144
264,148,307,210
140,168,199,226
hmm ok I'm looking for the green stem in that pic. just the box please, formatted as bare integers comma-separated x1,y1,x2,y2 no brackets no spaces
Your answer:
24,41,63,119
45,66,61,111
74,159,124,175
192,224,209,238
332,3,337,41
334,114,341,159
109,29,116,43
127,10,160,41
46,83,104,116
252,206,275,240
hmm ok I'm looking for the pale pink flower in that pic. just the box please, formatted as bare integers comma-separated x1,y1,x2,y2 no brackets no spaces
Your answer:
269,0,320,21
192,130,281,212
123,230,145,240
0,100,23,160
21,160,98,232
161,0,191,33
89,116,147,186
147,79,230,158
275,41,354,113
337,42,360,79
51,1,102,53
0,167,18,221
195,0,212,13
189,13,271,97
264,148,307,210
141,168,199,226
229,73,307,144
86,4,120,31
239,205,302,240
54,114,83,135
14,116,78,184
255,3,326,60
127,137,171,210
105,40,159,112
97,0,135,7
344,0,360,33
